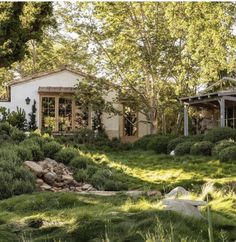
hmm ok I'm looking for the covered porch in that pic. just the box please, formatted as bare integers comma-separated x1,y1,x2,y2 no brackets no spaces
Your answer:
181,89,236,136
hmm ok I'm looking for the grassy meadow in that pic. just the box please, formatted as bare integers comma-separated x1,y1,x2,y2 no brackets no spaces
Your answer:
0,150,235,242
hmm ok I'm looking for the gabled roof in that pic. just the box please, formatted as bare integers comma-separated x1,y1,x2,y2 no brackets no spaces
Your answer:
8,67,97,86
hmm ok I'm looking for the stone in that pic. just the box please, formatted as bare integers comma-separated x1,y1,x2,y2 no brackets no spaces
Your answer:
62,174,74,182
162,199,206,219
170,150,175,156
40,183,52,190
36,179,44,186
44,172,57,185
165,186,190,198
81,184,92,191
24,161,43,177
146,190,161,197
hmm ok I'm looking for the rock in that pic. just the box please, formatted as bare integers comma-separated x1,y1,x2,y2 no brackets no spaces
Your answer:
43,172,57,185
146,190,161,197
162,199,206,219
165,186,190,198
81,184,93,191
44,158,58,166
170,150,175,156
36,179,44,186
24,161,43,177
40,183,52,190
62,174,74,182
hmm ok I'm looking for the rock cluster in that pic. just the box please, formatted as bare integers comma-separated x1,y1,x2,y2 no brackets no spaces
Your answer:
24,158,95,192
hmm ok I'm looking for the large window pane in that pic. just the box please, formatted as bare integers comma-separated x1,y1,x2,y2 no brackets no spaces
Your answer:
42,97,56,132
74,100,89,129
58,97,73,131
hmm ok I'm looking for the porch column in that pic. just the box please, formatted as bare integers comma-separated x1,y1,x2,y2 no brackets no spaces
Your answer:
219,98,225,127
184,103,189,136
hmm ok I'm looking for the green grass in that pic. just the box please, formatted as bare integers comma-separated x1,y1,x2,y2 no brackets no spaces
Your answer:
0,150,235,242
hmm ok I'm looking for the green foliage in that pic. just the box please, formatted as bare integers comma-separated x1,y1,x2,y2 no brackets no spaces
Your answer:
219,145,236,162
167,136,186,153
147,136,173,154
6,107,27,130
133,134,158,150
0,147,21,163
55,148,78,165
26,144,44,161
70,156,92,169
16,146,33,162
0,122,13,136
190,141,213,156
212,139,236,158
42,141,61,159
74,169,89,183
28,99,37,130
0,160,35,199
0,2,55,68
11,128,26,142
204,127,236,143
175,141,195,156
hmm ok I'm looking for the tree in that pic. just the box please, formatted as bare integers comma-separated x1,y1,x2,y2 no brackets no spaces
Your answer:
0,2,55,68
60,2,236,134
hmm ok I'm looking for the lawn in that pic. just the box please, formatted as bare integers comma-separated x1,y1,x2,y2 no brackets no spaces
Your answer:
0,150,235,242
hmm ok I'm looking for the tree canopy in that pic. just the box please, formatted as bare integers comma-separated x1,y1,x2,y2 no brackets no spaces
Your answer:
0,2,54,68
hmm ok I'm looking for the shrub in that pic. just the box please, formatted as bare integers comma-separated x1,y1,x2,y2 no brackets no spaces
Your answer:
187,134,204,142
43,141,61,159
190,141,213,156
167,136,186,154
74,169,89,183
7,107,27,130
203,127,236,143
70,156,93,169
212,139,236,157
55,148,78,165
27,144,44,161
0,122,13,136
0,148,21,163
219,145,236,162
11,128,26,142
133,134,158,150
0,161,35,199
175,141,195,156
16,146,33,162
147,135,172,154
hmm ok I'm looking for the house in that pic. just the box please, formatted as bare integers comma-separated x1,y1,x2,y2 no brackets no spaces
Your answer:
180,78,236,135
0,68,150,142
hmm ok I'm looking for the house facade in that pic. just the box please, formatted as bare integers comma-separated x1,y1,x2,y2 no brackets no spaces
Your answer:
0,68,150,142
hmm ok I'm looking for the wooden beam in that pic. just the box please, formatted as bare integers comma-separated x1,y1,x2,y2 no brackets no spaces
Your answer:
222,96,236,102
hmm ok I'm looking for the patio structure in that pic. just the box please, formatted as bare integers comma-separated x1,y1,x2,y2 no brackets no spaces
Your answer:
180,79,236,136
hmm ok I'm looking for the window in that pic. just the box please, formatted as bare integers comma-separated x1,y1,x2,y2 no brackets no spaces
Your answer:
42,97,56,132
123,106,138,136
58,97,73,131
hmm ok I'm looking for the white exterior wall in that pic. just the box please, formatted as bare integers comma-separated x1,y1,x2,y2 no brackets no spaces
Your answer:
0,69,150,140
0,70,82,126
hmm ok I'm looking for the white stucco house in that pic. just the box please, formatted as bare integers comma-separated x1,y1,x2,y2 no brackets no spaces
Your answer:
0,68,150,142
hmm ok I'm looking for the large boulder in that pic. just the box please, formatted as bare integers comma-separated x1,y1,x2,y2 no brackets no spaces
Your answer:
24,161,43,177
43,172,57,185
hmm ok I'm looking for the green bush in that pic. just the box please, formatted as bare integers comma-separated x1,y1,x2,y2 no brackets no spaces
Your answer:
0,122,13,136
27,144,44,161
7,107,27,130
167,136,186,154
219,145,236,162
203,127,236,143
0,161,35,199
43,141,61,159
70,156,93,169
55,148,78,165
187,134,204,142
11,128,26,142
16,146,33,162
0,148,21,163
74,169,89,183
190,141,213,156
175,141,195,156
147,136,172,154
212,139,236,158
133,134,158,150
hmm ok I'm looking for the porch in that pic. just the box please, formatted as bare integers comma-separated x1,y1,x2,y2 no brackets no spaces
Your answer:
180,89,236,135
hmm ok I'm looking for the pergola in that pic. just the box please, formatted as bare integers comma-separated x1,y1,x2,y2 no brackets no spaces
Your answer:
180,89,236,136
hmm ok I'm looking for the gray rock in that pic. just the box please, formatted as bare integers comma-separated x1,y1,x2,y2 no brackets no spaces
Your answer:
44,172,57,185
165,186,190,198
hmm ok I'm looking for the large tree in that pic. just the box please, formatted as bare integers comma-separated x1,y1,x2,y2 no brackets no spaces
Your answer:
60,2,236,134
0,2,54,68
